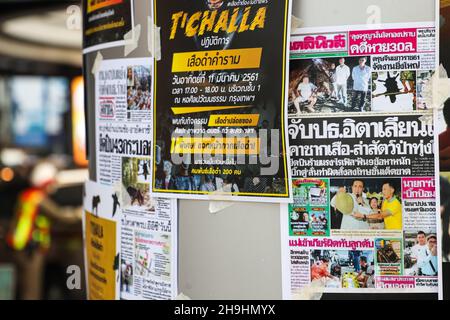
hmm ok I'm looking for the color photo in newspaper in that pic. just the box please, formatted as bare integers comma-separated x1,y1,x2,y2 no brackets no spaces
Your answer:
281,21,440,296
288,22,435,115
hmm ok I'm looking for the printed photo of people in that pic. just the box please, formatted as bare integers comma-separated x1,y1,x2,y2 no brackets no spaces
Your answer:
404,231,438,276
371,71,416,112
330,178,402,231
288,56,372,115
310,250,375,289
122,157,156,213
136,159,151,184
127,65,152,111
416,70,434,110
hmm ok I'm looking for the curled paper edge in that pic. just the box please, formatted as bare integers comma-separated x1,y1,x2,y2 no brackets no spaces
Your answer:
124,24,141,57
175,292,192,300
91,51,103,75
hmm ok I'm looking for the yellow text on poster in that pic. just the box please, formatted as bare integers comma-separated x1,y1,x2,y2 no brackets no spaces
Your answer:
85,211,116,300
172,48,262,72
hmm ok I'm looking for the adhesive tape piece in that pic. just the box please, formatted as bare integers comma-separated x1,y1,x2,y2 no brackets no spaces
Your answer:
418,114,433,125
207,189,237,213
422,64,450,111
175,293,192,300
154,25,161,61
124,24,141,57
208,200,235,214
291,15,304,31
91,51,103,75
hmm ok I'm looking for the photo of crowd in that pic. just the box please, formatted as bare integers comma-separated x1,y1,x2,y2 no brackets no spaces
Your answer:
127,65,152,111
330,178,402,231
288,56,372,115
310,250,375,289
404,231,438,276
371,71,416,112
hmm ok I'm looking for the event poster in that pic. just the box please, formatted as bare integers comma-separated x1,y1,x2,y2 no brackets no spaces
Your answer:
83,0,134,52
83,181,121,300
151,0,292,202
282,22,441,296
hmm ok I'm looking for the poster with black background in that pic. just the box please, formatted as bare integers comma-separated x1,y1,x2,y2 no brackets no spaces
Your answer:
152,0,292,202
83,0,133,51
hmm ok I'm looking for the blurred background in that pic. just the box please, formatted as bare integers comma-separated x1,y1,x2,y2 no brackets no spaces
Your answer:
0,0,87,300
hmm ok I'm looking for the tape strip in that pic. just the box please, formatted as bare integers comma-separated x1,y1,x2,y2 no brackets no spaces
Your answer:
291,279,325,300
148,18,162,61
91,51,103,75
124,24,141,57
291,15,304,31
175,293,192,300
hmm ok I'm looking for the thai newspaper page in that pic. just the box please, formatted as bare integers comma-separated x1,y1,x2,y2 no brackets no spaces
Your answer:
93,57,178,300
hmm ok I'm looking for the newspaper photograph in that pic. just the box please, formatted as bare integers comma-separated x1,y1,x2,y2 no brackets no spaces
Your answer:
120,198,178,300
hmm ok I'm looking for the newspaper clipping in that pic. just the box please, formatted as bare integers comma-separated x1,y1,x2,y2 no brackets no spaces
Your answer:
282,22,440,297
83,0,134,52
